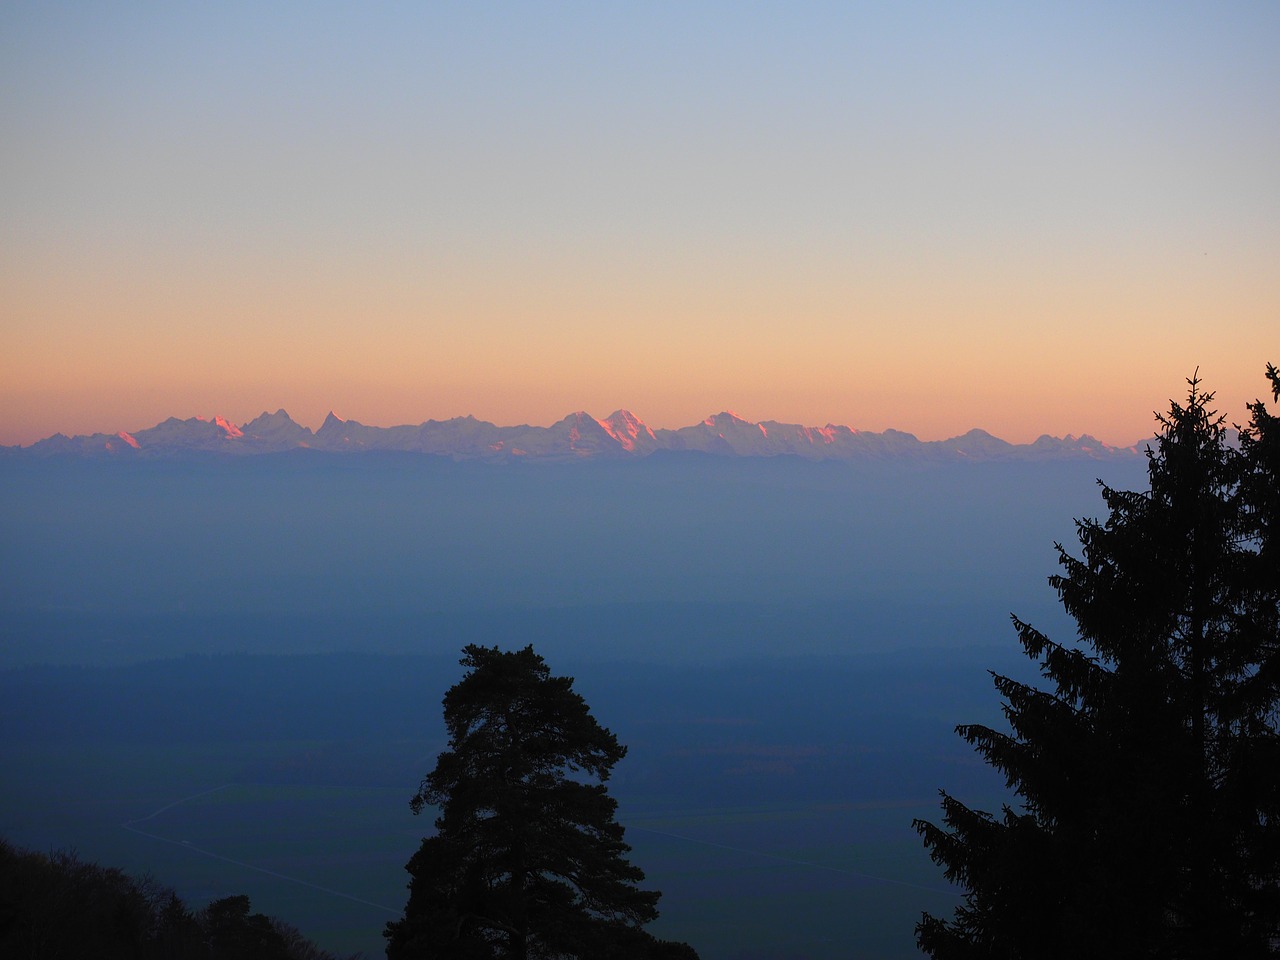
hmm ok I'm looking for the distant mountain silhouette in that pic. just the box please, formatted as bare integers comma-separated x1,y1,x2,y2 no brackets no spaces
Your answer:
5,409,1146,462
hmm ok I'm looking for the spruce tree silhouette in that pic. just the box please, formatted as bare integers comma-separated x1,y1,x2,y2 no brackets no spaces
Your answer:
386,644,698,960
915,369,1280,958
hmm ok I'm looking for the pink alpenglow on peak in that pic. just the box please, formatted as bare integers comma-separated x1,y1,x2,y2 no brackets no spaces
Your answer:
601,410,658,453
544,412,622,457
816,425,857,444
703,411,751,429
658,411,777,456
10,408,1148,463
213,416,244,439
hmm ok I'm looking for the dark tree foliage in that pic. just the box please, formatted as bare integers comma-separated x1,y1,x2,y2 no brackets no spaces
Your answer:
915,369,1280,959
0,838,354,959
202,894,293,960
385,645,697,960
1240,364,1280,612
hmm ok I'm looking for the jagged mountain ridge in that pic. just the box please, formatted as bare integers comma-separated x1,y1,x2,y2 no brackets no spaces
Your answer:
9,408,1144,462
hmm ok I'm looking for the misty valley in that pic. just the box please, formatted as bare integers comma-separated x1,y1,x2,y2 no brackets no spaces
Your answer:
1,452,1148,958
7,0,1276,952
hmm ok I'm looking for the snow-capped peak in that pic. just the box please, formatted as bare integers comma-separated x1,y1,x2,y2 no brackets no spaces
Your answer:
703,410,752,427
601,410,657,451
213,416,243,439
16,407,1148,463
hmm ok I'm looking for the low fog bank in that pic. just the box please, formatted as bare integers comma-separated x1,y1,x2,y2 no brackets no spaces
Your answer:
0,453,1146,666
0,453,1144,957
1,598,1054,668
0,647,1034,753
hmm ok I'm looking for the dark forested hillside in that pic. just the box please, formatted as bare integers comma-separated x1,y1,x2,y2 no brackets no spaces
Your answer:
0,839,356,959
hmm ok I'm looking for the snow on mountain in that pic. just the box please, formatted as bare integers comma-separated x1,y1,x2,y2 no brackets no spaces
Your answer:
415,412,631,461
213,416,243,439
813,425,930,460
21,430,143,457
563,411,631,457
130,415,245,451
313,411,355,445
657,411,768,455
414,416,508,457
938,428,1014,460
601,410,659,454
10,408,1146,463
522,412,627,459
240,409,313,448
1027,433,1148,460
312,411,421,451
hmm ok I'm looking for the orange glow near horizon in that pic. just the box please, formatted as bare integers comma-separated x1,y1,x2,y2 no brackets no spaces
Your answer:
3,356,1272,452
2,5,1276,451
4,235,1272,449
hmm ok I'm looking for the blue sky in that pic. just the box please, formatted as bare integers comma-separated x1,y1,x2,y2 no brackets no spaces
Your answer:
3,1,1277,444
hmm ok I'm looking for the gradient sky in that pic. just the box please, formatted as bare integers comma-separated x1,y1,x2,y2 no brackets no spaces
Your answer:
2,1,1277,447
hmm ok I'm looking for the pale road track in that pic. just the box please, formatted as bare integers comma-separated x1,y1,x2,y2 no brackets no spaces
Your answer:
121,784,400,914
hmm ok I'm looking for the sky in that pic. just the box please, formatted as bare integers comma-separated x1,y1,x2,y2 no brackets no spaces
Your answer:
2,1,1277,448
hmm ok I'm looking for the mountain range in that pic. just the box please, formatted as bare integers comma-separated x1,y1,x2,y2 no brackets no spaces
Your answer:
5,409,1146,462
